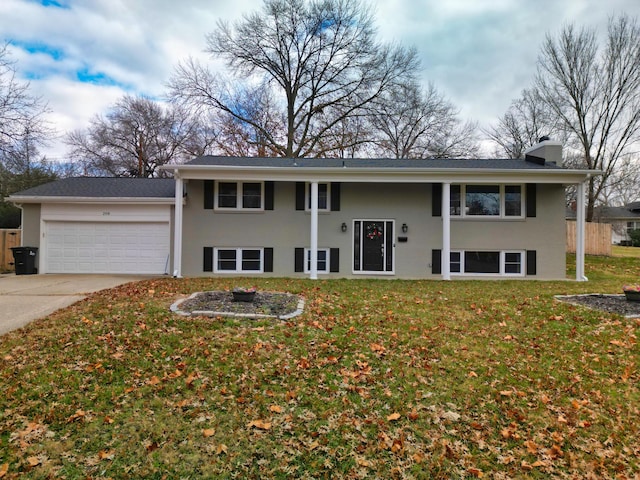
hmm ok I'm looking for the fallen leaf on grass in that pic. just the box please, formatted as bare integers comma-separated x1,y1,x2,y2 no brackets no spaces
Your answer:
67,410,85,423
247,420,272,430
387,413,401,422
98,450,114,461
203,429,215,438
215,444,228,455
0,463,8,478
269,405,283,413
467,467,483,477
27,456,40,467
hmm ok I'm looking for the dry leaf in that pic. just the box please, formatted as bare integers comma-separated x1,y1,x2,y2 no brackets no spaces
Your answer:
216,444,228,455
269,405,283,413
148,376,160,386
248,419,272,430
387,412,401,421
27,456,40,467
203,428,215,438
98,450,114,461
467,467,483,477
524,440,538,454
0,463,8,478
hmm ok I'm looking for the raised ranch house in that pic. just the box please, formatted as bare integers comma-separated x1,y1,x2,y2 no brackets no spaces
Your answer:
9,139,597,281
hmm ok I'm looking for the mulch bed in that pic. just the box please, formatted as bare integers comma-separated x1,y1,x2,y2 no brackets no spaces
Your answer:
173,291,302,318
556,294,640,317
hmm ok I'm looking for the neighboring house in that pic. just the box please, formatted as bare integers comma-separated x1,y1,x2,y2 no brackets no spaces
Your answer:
594,203,640,245
9,139,597,280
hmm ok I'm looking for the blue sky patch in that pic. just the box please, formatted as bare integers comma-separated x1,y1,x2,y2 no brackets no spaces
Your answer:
37,0,69,8
75,68,123,87
13,41,65,61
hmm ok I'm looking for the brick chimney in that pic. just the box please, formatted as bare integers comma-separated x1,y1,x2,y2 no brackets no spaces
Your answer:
524,136,563,166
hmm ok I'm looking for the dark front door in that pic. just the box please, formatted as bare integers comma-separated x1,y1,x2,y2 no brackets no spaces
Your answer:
354,220,394,273
362,221,385,271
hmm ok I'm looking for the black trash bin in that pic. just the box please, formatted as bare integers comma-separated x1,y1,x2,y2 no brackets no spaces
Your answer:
11,247,38,275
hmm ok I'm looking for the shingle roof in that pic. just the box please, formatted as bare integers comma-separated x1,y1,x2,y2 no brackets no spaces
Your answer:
183,156,563,170
10,177,175,198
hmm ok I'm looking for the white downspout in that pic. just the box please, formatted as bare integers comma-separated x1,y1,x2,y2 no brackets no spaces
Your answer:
173,175,183,278
576,180,587,281
442,182,451,280
310,181,319,280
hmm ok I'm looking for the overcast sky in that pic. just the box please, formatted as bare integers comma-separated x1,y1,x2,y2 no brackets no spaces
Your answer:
1,0,639,160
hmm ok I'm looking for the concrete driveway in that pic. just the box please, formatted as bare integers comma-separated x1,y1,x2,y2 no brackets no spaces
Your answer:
0,274,154,335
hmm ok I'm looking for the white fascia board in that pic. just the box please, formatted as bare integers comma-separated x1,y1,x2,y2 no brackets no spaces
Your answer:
171,165,600,184
6,196,176,205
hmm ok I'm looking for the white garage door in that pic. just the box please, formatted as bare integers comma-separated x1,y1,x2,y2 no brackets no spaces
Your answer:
45,221,170,274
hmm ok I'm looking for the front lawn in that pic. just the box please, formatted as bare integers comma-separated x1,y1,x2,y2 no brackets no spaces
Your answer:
1,255,639,478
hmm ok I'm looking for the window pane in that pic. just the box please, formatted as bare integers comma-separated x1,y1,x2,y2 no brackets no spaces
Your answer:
242,183,262,209
450,251,461,273
504,252,522,274
218,183,237,208
450,185,461,215
466,185,499,215
318,250,327,271
241,249,261,271
505,185,522,216
217,250,237,270
306,249,328,272
307,183,329,210
464,251,500,273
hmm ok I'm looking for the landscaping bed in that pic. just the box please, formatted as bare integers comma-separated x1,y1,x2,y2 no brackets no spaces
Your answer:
556,293,640,317
172,290,303,319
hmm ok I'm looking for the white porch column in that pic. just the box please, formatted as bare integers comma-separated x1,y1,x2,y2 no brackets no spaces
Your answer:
576,180,587,281
310,181,319,280
442,182,451,280
173,175,183,278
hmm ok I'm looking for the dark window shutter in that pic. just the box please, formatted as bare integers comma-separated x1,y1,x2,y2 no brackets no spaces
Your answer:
295,182,305,210
203,247,213,272
432,183,442,217
526,184,537,217
294,248,304,272
264,248,273,272
526,250,536,276
265,181,274,210
330,248,340,272
204,180,214,210
330,183,341,211
432,249,442,274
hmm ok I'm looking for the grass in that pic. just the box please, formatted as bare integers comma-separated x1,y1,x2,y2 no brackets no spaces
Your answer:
0,255,638,479
612,245,640,258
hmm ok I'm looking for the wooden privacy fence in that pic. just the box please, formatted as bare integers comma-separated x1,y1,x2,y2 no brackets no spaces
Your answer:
566,221,611,256
0,229,21,272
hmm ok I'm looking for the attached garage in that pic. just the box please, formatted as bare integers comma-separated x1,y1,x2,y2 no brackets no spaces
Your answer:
44,221,170,274
8,178,175,275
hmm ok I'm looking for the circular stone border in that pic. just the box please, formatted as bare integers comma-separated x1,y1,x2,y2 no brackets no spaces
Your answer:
555,293,640,319
170,291,305,320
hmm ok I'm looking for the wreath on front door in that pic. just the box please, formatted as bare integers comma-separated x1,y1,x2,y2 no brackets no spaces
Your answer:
366,224,383,240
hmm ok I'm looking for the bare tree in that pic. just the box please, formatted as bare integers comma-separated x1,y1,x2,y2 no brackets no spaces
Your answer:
169,0,419,158
534,14,640,221
66,95,202,177
485,88,568,159
368,82,477,158
0,44,51,160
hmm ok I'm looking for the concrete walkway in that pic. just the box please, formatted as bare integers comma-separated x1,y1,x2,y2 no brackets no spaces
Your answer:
0,274,153,336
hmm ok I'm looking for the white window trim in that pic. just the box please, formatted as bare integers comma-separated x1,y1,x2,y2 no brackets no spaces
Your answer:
214,181,265,211
303,248,329,274
213,247,264,273
305,182,331,211
451,184,525,219
450,249,525,277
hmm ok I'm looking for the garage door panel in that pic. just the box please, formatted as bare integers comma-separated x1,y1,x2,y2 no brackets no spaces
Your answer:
45,221,170,274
